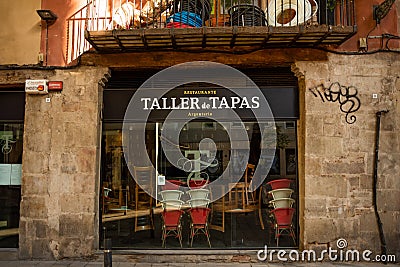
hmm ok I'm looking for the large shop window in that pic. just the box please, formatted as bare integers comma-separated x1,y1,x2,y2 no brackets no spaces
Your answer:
100,68,299,249
0,87,25,248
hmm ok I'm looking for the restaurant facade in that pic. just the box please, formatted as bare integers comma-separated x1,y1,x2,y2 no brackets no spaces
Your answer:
0,0,399,262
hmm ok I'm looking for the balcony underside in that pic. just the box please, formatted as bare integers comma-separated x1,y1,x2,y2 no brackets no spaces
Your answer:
85,25,356,52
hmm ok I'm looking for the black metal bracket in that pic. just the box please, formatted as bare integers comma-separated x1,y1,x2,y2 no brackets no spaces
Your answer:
309,82,361,124
373,0,396,24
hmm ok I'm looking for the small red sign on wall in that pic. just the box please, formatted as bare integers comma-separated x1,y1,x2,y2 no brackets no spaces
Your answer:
48,81,63,91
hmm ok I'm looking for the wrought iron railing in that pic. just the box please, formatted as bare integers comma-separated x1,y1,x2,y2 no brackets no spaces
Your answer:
66,2,93,63
66,0,355,62
85,0,355,30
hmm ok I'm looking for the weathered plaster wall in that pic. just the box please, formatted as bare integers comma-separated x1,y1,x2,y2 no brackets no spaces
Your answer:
0,0,41,65
13,66,107,259
40,0,88,66
295,52,400,259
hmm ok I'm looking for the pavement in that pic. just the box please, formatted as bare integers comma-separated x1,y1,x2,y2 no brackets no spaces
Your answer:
0,258,399,267
0,250,398,267
0,261,399,267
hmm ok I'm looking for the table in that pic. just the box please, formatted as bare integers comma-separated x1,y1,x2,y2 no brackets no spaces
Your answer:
224,207,257,246
0,228,19,237
102,209,151,223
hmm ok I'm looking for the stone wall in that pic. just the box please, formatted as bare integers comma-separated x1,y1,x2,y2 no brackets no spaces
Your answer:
1,51,399,261
295,52,400,260
16,67,108,259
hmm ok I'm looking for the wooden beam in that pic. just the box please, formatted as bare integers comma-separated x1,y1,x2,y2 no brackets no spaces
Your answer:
0,228,18,237
113,31,126,51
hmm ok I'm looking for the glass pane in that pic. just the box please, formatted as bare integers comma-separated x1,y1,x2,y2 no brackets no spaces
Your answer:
100,120,298,249
0,123,23,248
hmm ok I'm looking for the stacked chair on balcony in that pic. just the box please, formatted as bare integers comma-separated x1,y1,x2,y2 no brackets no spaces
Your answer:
186,188,211,247
167,0,212,27
266,178,296,246
228,4,267,26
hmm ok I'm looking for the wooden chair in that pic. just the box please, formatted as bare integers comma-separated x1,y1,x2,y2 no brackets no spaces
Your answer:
209,180,265,233
243,164,266,229
227,170,266,231
244,163,256,207
209,185,226,232
226,164,257,210
102,186,119,214
227,182,247,210
133,166,155,232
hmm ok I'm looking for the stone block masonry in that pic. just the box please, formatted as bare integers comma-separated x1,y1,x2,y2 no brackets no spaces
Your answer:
296,52,400,260
14,67,108,259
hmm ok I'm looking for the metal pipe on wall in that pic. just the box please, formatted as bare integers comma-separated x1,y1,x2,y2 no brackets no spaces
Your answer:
373,110,388,262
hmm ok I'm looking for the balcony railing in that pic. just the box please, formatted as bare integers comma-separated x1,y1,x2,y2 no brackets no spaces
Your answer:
67,2,92,63
67,0,356,62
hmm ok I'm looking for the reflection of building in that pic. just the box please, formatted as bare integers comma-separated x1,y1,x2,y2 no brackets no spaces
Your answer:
0,0,399,262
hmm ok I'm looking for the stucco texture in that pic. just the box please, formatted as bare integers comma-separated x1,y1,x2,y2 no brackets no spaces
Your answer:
0,0,41,65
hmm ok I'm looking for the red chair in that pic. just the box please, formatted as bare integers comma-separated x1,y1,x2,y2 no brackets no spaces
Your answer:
162,180,184,190
266,179,294,190
188,179,208,189
188,207,211,247
161,209,185,247
270,207,296,246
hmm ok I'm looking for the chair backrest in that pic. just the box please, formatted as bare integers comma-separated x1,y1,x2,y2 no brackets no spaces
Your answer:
162,209,184,226
103,187,112,197
160,190,184,201
267,179,293,190
188,179,209,189
244,163,255,181
188,207,211,225
269,198,295,209
133,166,154,191
187,189,210,200
161,199,184,210
226,182,247,209
269,188,294,199
162,180,184,190
271,208,295,226
188,198,210,208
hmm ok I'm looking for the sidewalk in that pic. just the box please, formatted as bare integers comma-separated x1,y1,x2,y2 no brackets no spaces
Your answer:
0,258,398,267
0,250,398,266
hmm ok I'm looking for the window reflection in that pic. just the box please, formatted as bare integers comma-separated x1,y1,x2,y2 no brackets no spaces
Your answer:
0,123,23,248
100,120,298,249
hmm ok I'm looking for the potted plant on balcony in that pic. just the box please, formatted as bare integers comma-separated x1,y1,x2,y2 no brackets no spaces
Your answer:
326,0,339,25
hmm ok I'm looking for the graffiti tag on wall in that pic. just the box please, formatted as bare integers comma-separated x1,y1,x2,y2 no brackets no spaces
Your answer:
309,82,361,124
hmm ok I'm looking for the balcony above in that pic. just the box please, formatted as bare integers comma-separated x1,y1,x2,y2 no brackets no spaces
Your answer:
85,24,355,52
67,0,357,60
